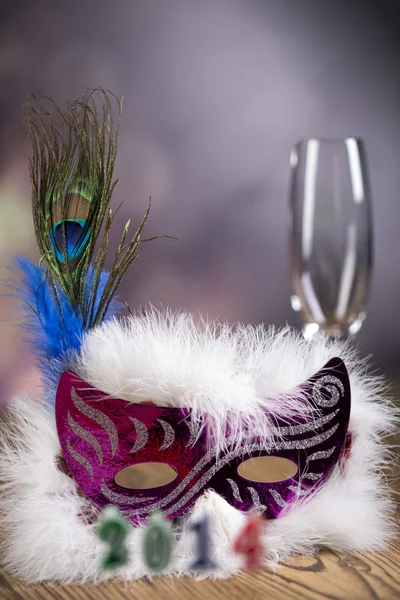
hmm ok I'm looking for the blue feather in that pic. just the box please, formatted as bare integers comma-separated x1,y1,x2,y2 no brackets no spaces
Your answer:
11,256,123,397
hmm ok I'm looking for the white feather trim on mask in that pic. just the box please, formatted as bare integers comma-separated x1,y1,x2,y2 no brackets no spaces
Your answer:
0,310,397,582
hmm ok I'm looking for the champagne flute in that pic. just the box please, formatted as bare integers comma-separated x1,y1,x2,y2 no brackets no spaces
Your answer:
289,138,373,340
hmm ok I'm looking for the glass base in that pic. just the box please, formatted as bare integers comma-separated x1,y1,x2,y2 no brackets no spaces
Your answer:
302,314,365,342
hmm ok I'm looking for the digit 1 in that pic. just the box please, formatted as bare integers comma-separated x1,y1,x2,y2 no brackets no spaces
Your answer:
189,510,216,571
233,511,264,570
143,511,172,572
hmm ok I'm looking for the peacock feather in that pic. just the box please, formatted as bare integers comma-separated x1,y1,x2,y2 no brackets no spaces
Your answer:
24,88,157,330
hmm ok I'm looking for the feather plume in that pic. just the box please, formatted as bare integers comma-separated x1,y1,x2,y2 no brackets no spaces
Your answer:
10,256,123,392
24,88,154,330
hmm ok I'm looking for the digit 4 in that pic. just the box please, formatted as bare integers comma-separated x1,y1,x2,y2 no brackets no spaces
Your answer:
233,511,264,571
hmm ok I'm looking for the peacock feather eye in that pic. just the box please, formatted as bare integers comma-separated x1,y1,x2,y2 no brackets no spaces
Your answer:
47,181,93,268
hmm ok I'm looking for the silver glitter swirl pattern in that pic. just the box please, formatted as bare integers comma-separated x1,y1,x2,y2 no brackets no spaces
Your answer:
274,409,339,437
307,447,336,462
66,440,94,482
313,375,345,408
304,472,323,481
226,478,243,503
288,485,308,497
67,411,103,466
129,418,149,454
184,419,199,447
71,388,118,457
157,419,175,451
248,487,266,511
269,489,288,508
124,423,339,518
100,481,155,505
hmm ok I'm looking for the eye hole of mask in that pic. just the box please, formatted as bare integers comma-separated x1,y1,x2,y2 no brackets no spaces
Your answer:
114,462,178,490
237,456,298,483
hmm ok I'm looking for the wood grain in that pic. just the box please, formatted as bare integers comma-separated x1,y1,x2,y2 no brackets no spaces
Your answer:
1,416,399,599
1,542,400,600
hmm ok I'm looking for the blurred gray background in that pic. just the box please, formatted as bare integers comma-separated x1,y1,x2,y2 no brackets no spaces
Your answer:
0,0,400,400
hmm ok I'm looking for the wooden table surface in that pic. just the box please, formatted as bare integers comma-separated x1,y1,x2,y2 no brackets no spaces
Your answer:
1,397,399,600
1,541,400,600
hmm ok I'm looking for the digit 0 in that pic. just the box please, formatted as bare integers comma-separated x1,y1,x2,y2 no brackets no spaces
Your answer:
143,512,172,572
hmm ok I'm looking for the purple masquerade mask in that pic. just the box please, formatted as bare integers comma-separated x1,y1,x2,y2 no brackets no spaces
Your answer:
55,357,351,524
